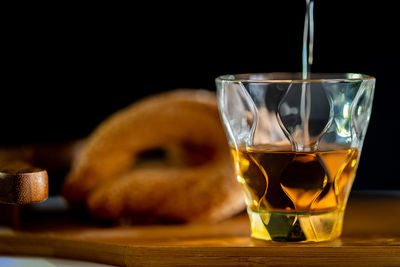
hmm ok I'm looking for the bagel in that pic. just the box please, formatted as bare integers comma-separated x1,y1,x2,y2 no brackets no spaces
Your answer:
62,90,245,222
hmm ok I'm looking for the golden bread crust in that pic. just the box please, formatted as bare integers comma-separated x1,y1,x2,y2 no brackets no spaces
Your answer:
62,90,245,222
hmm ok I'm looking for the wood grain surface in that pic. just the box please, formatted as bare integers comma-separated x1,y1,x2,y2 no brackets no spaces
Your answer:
0,193,399,266
0,161,48,205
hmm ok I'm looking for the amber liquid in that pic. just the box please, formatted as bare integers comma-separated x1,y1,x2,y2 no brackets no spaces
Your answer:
232,147,359,242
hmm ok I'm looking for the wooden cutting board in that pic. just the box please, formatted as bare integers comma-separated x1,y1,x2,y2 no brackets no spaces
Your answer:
0,192,399,266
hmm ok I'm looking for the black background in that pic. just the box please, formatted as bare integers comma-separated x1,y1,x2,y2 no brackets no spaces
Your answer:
2,1,399,190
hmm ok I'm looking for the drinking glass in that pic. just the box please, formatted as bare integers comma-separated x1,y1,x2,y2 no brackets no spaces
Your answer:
216,73,375,242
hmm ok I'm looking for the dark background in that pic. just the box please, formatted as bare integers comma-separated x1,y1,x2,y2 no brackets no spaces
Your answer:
2,1,399,190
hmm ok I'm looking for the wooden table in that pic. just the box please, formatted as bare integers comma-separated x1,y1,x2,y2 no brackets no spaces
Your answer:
0,192,399,266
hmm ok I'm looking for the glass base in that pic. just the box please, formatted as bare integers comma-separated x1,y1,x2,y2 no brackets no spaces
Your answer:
247,208,345,242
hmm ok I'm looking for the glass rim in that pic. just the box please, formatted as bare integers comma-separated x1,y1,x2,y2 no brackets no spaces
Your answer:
216,72,375,83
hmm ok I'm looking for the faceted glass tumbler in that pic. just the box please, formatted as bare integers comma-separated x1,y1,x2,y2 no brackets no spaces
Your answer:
216,73,375,242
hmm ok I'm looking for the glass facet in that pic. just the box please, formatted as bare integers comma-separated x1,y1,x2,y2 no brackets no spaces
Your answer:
216,73,375,242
